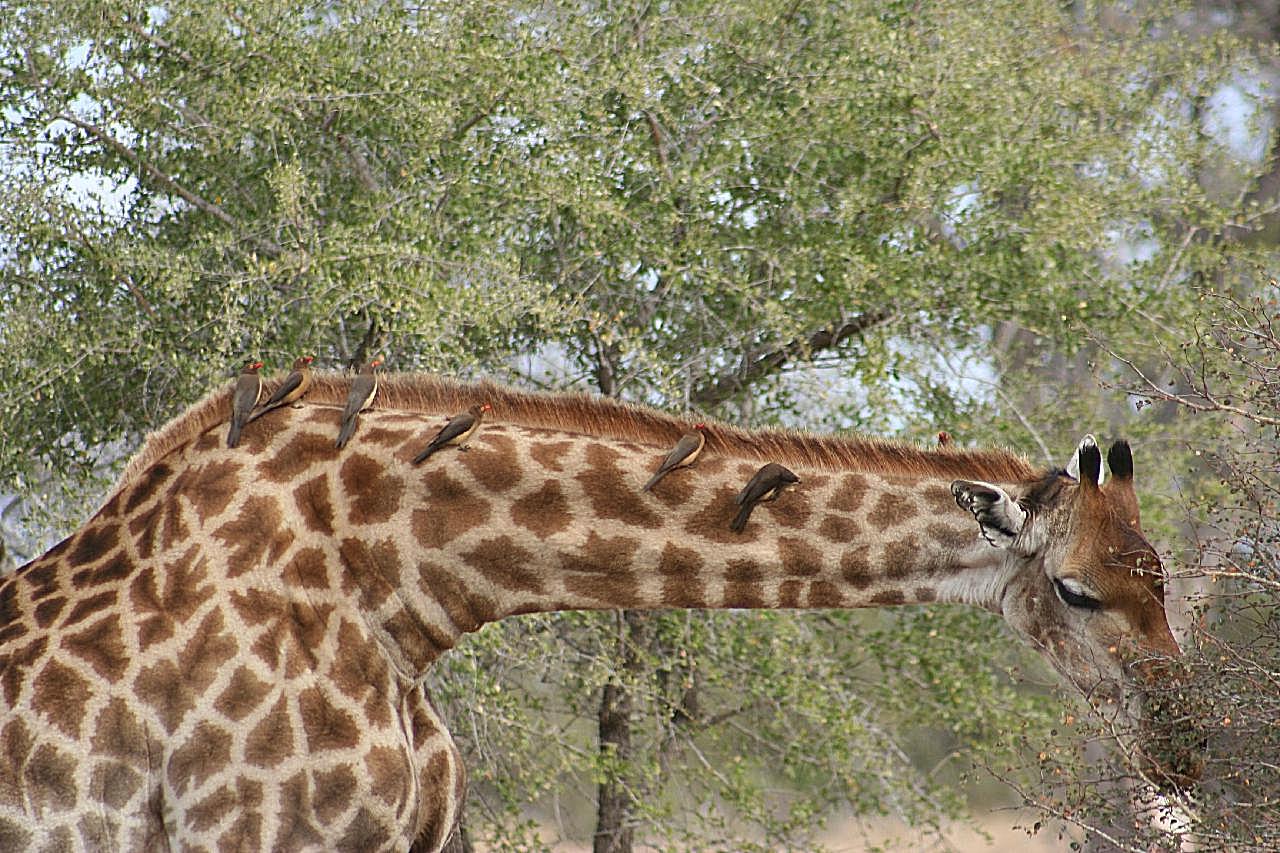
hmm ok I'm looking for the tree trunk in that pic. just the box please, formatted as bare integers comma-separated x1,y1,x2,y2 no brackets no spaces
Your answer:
593,610,648,853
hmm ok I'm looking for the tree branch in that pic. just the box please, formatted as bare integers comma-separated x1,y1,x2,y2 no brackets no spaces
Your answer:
690,309,893,408
54,112,283,258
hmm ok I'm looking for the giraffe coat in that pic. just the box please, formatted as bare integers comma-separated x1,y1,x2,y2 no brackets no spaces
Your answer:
0,374,1192,850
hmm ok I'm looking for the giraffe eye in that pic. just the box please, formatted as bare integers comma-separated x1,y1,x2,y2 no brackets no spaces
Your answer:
1054,577,1103,610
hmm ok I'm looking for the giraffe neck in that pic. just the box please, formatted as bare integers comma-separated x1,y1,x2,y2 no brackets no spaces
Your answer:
103,399,1018,677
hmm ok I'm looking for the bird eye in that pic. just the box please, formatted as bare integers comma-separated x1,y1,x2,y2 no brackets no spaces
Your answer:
1053,577,1103,610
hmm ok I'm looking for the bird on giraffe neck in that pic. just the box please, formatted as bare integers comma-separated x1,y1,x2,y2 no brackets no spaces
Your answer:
413,403,492,464
642,423,708,491
248,355,314,423
226,360,263,448
335,357,383,449
730,462,801,532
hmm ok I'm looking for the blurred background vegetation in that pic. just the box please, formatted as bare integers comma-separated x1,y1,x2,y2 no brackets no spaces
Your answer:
1,1,1276,849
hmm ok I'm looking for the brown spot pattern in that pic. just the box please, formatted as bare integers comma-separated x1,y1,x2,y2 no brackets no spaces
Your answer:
561,532,640,575
282,546,331,589
71,523,121,566
365,746,411,809
510,479,571,538
185,459,241,523
27,744,77,811
829,474,869,512
1,637,47,706
809,581,843,607
565,571,641,607
922,483,959,515
576,444,661,529
778,537,823,577
683,485,748,544
927,522,972,549
61,590,117,628
32,660,92,738
870,590,906,605
312,765,357,824
134,659,193,734
62,614,129,680
882,538,920,579
462,537,542,594
214,495,290,578
167,721,232,794
90,698,149,765
259,431,338,483
418,560,495,634
818,514,860,542
340,453,405,525
841,550,873,588
188,785,237,832
92,762,142,810
33,595,66,628
867,492,915,530
215,666,274,723
412,470,492,548
723,582,766,608
294,474,336,535
299,687,359,752
130,548,211,650
458,434,521,492
529,440,572,472
245,696,294,768
725,559,764,582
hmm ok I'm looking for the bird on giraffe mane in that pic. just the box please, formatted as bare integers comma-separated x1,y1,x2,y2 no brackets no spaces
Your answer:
412,403,492,464
248,355,314,423
335,356,383,449
226,360,263,448
642,423,708,491
730,462,801,533
937,431,953,448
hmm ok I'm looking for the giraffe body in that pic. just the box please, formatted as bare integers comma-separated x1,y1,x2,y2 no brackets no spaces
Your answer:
0,374,1189,850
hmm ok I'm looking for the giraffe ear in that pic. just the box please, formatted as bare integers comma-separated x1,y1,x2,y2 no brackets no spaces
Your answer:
951,480,1027,548
1065,434,1106,487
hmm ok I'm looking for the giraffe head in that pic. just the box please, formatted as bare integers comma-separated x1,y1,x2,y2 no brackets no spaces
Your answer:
953,436,1197,785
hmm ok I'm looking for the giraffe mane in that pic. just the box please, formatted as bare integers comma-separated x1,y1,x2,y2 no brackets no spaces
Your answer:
113,371,1042,492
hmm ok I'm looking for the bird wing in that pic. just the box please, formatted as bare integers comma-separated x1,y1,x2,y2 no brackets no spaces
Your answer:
428,411,476,448
262,370,303,407
342,375,375,419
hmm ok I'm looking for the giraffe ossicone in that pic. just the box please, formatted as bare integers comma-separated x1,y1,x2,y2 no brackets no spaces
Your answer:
0,372,1196,851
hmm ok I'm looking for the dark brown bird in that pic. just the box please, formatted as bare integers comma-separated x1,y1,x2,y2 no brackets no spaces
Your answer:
936,431,953,448
335,357,383,449
730,462,801,533
412,403,492,464
642,423,708,491
248,355,314,423
226,361,263,448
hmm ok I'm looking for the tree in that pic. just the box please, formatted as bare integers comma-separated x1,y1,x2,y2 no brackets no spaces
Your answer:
0,1,1271,849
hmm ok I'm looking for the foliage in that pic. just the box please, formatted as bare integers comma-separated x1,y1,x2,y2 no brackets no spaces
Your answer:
0,0,1273,849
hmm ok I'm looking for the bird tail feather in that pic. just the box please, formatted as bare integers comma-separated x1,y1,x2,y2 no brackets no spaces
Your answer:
730,503,753,532
335,419,357,449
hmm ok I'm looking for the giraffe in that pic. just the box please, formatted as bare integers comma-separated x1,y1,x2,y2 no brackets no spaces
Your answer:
0,372,1191,851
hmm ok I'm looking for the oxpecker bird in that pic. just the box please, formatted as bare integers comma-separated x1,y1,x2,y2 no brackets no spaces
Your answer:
937,431,953,448
730,462,801,533
226,361,264,448
642,424,708,491
248,355,314,423
413,403,492,464
335,357,383,449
